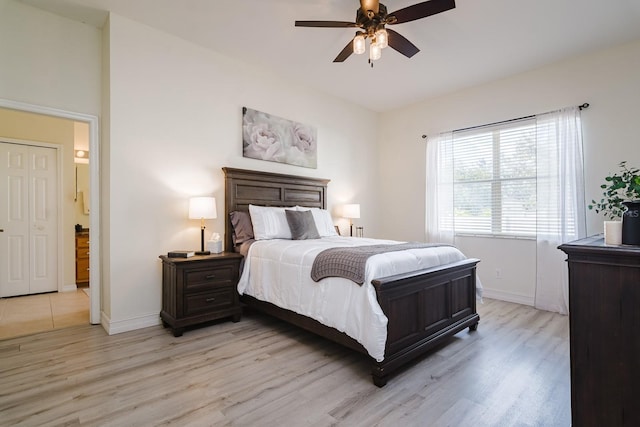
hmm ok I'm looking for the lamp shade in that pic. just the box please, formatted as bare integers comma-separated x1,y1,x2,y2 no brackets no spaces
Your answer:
353,33,366,55
375,28,388,49
343,204,360,219
369,43,381,61
188,197,217,220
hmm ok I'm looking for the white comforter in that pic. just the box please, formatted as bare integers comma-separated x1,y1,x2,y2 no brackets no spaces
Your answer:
237,236,475,362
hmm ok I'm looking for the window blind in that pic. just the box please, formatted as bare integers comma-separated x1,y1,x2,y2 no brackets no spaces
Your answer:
450,118,537,237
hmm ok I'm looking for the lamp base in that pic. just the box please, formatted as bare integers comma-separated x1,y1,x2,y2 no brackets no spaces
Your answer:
197,227,210,255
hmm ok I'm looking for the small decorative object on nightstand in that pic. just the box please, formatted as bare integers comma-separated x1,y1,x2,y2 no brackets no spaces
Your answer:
159,252,243,337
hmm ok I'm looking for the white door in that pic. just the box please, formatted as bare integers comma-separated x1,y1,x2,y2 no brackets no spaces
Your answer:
0,142,58,297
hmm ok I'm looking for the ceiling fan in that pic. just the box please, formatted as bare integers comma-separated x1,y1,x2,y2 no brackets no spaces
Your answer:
295,0,456,65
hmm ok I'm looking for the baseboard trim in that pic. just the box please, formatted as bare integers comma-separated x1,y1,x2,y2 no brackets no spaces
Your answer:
61,283,77,292
482,289,534,306
101,312,162,335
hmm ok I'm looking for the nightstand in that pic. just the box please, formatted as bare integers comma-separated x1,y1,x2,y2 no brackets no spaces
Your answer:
159,252,243,337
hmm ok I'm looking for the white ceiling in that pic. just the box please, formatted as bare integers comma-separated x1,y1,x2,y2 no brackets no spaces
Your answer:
20,0,640,112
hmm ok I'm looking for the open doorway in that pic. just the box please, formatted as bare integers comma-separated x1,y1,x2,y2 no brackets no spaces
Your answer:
0,98,101,328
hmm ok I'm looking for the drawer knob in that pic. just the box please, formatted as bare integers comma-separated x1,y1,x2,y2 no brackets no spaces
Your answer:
205,274,216,280
205,297,216,303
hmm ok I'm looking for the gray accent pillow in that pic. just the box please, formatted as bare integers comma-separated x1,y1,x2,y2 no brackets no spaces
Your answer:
229,211,254,245
285,209,320,240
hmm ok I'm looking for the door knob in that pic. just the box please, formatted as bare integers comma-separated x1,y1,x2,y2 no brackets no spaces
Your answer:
0,229,3,232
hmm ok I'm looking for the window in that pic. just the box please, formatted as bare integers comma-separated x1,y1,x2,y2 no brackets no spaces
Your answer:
427,106,586,314
450,118,537,237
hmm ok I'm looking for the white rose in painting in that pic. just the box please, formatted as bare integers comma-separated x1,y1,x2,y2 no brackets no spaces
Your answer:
286,123,317,168
243,111,286,162
290,124,316,154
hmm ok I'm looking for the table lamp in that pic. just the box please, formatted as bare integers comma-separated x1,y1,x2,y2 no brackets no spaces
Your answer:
343,204,360,237
189,196,217,255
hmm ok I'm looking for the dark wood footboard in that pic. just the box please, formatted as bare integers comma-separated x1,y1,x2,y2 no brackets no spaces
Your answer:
370,258,480,386
241,258,480,387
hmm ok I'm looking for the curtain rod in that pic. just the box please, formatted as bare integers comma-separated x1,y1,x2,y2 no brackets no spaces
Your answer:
421,102,589,140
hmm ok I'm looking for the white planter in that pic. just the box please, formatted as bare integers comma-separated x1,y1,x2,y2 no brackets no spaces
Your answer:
604,220,622,245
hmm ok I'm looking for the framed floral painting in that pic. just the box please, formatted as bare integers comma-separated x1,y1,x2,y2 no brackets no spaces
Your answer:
242,107,317,169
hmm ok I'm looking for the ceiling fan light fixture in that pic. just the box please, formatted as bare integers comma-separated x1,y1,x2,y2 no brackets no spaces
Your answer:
369,41,382,61
375,28,388,49
353,33,366,55
295,0,456,64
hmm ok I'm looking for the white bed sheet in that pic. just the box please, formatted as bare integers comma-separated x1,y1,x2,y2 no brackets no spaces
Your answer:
237,236,477,362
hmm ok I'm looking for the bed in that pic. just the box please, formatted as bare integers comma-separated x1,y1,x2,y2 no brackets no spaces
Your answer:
223,167,480,387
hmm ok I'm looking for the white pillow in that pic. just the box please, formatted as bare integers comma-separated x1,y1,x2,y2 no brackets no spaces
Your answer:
249,205,293,240
295,206,338,237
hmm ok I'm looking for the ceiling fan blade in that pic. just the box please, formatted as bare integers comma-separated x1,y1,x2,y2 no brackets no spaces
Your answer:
360,0,380,14
295,20,357,28
387,29,420,58
333,40,354,62
388,0,456,24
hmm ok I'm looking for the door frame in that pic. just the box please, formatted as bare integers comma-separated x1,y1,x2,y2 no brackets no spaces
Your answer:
0,98,101,325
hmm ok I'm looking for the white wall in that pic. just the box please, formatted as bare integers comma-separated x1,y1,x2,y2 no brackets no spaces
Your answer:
379,39,640,305
103,14,379,330
0,0,101,116
75,163,90,228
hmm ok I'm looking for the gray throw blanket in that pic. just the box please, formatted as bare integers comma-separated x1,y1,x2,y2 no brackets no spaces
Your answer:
311,242,450,285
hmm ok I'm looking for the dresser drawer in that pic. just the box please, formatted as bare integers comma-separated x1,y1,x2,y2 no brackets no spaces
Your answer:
185,288,234,316
76,235,89,249
76,246,90,260
184,264,236,292
76,257,90,276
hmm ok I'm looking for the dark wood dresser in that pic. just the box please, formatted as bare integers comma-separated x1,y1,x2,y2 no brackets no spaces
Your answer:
558,235,640,426
159,252,243,337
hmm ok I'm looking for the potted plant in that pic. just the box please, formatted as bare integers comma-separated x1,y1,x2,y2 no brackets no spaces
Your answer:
588,161,640,245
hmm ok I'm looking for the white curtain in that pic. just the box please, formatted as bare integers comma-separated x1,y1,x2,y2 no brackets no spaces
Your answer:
534,107,586,314
427,107,586,314
426,132,454,244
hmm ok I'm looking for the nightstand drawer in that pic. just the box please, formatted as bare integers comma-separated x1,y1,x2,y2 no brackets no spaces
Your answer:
184,265,235,292
185,288,234,316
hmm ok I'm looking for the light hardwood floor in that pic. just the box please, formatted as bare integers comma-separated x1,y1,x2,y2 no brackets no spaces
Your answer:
0,289,89,340
0,298,571,426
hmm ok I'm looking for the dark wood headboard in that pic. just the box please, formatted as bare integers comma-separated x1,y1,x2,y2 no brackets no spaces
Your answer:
222,168,330,251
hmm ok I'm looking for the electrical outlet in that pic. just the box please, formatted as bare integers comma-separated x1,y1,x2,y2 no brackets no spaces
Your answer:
495,268,502,279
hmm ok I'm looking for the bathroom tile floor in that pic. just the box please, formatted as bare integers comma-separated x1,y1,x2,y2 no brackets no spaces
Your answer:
0,289,89,340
